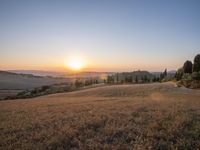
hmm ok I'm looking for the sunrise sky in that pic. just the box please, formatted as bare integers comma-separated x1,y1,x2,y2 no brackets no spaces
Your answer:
0,0,200,72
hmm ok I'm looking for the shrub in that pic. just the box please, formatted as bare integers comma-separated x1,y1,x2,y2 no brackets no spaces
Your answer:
182,73,192,81
175,68,184,81
192,72,200,80
85,79,93,86
41,85,50,91
107,75,114,83
75,79,84,88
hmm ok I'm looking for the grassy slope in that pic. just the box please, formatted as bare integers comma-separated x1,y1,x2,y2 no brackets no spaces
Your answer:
0,82,200,149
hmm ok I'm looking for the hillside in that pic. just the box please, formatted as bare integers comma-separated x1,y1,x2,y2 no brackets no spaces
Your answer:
0,71,72,100
0,82,200,149
0,71,71,90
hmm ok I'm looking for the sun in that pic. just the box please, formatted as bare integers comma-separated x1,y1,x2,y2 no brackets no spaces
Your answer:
66,57,86,71
69,61,83,71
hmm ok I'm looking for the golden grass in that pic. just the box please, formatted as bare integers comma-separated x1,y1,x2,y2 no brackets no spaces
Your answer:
0,82,200,149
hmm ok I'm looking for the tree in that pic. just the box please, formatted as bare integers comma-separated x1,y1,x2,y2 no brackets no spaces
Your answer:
129,76,133,83
135,76,138,83
141,76,144,82
125,76,132,83
152,76,157,82
160,69,167,82
160,73,164,81
75,79,84,88
163,69,167,77
107,75,114,83
175,68,184,81
144,75,148,82
116,73,119,83
85,79,92,86
183,60,193,74
193,54,200,72
95,79,98,84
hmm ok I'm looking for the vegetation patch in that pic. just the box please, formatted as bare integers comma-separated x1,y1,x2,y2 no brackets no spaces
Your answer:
175,54,200,89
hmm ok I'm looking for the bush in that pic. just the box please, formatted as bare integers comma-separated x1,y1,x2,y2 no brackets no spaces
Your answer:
41,85,50,91
75,79,84,88
182,73,192,81
84,80,92,86
107,75,114,83
175,68,184,81
192,72,200,80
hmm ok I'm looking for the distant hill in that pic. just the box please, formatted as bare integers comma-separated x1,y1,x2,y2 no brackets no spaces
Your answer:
8,70,68,77
0,70,71,90
8,70,113,79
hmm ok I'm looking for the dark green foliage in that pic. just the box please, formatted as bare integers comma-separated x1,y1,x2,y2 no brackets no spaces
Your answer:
125,76,133,83
107,75,114,83
183,60,193,74
144,75,150,82
160,69,168,82
141,76,144,82
160,73,164,81
175,68,184,81
193,54,200,72
144,75,147,82
95,80,98,84
152,76,159,82
163,69,167,77
175,54,200,88
75,79,84,88
116,73,119,83
192,72,200,80
84,79,93,86
112,71,153,84
41,85,50,91
135,76,138,83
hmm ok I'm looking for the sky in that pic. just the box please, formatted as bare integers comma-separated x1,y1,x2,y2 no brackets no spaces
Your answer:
0,0,200,72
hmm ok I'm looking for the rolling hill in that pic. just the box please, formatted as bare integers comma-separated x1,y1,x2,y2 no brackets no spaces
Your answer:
0,82,200,149
0,71,71,90
0,71,72,99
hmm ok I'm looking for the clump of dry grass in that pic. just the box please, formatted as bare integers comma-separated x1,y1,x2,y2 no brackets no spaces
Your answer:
0,82,200,149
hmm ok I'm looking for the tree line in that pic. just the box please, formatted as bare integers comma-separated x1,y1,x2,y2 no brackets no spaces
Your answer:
106,69,168,84
175,54,200,81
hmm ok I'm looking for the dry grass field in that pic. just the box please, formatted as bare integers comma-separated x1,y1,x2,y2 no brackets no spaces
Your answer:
0,82,200,149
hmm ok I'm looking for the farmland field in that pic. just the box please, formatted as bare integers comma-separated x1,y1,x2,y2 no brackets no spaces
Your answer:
0,82,200,149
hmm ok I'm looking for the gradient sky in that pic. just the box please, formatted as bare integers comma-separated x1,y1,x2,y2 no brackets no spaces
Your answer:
0,0,200,72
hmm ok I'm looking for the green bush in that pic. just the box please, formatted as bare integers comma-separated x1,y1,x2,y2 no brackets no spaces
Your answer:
182,73,192,81
175,68,184,81
192,72,200,80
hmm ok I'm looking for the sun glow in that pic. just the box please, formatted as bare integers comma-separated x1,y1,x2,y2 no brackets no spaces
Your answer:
66,57,86,71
